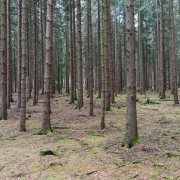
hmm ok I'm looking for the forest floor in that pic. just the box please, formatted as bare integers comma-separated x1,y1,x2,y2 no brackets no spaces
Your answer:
1,91,180,180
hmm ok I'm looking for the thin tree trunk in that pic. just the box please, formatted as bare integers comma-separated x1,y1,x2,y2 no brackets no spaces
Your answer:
76,0,83,108
108,0,114,103
0,0,7,119
42,0,53,134
33,0,37,105
104,0,110,111
115,9,118,96
66,26,69,95
88,0,93,116
17,0,22,109
69,0,74,104
100,0,105,129
169,0,178,104
73,0,77,100
97,0,102,99
160,0,165,99
7,0,13,108
20,0,26,131
28,0,32,99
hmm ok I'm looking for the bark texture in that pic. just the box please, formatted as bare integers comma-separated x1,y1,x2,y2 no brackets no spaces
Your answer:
122,0,138,148
17,0,22,109
76,0,84,108
42,0,53,134
1,0,7,119
169,0,178,104
20,0,26,131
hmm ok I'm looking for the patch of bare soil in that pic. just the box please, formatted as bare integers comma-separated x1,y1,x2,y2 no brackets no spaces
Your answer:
1,91,180,179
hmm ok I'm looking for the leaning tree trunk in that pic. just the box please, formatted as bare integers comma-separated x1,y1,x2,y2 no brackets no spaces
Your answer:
76,0,84,108
122,0,138,148
42,0,53,134
20,0,26,131
17,0,22,109
169,0,178,104
0,0,7,119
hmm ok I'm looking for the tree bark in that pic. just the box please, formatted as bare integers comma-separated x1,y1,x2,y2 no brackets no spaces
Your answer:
169,0,178,104
20,0,26,131
42,0,53,134
17,0,22,109
33,0,37,106
69,0,74,104
76,0,83,108
122,0,138,148
104,0,110,111
7,0,13,108
0,0,7,119
160,0,165,99
88,0,93,116
97,0,102,99
100,0,105,129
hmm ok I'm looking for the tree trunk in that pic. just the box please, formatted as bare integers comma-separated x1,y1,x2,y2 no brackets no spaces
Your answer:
73,0,77,100
100,0,105,129
66,25,70,95
69,0,74,104
115,9,118,96
0,0,7,119
7,0,13,108
104,0,110,111
33,0,37,106
169,0,178,104
122,0,138,148
28,0,32,99
97,0,102,99
160,0,165,99
108,0,114,104
17,0,22,109
42,0,53,134
41,5,44,95
76,0,83,108
88,0,93,116
20,0,26,131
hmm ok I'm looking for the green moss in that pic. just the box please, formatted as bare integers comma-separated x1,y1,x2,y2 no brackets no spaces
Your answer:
40,150,59,156
46,129,51,135
132,139,140,146
125,144,129,148
106,107,112,111
48,162,55,167
75,105,84,109
32,129,42,135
